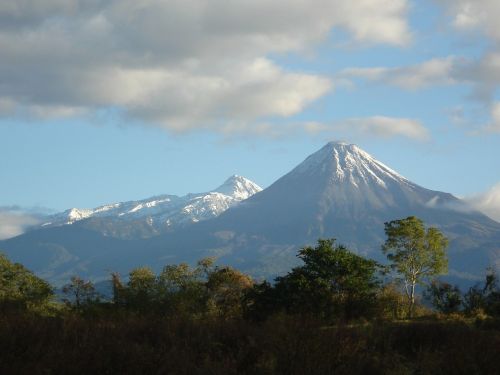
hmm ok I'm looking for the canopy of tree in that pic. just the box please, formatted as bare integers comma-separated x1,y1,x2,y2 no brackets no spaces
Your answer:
0,253,53,311
247,239,381,321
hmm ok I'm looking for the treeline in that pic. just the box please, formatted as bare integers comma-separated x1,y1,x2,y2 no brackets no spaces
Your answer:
2,240,500,322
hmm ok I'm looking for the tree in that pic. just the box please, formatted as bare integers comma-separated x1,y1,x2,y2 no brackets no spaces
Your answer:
110,258,217,315
0,253,53,311
270,239,380,320
156,258,215,315
463,268,500,317
376,282,408,320
62,276,99,311
206,266,253,318
424,280,462,314
244,281,276,321
126,267,157,311
382,216,448,318
483,269,500,317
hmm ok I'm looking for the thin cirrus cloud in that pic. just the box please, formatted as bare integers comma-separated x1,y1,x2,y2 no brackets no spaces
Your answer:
0,0,412,135
340,1,500,133
436,0,500,102
340,54,500,131
340,57,460,90
340,53,500,104
301,116,429,141
217,115,429,142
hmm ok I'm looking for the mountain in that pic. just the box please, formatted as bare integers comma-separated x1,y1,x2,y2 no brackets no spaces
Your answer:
202,142,489,244
39,175,262,238
163,142,500,280
1,142,499,286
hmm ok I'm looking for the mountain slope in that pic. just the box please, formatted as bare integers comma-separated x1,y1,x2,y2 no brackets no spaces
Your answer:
1,142,499,286
198,142,490,242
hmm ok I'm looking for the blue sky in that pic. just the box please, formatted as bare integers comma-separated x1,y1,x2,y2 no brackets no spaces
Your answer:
1,0,499,224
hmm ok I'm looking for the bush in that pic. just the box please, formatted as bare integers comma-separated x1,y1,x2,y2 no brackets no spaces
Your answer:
425,280,462,314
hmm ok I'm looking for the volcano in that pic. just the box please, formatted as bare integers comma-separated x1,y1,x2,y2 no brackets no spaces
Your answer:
2,142,499,285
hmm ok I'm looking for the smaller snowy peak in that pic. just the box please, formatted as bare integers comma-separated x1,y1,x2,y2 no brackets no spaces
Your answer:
214,175,263,200
41,176,262,230
62,208,94,223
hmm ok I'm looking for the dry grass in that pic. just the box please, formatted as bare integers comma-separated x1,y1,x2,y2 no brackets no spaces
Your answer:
1,311,499,375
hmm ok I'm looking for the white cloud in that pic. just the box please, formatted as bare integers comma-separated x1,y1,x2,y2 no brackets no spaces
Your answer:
465,183,500,222
339,116,430,141
0,0,412,134
340,57,459,90
341,53,500,132
437,0,500,42
85,59,331,132
217,116,429,141
284,116,429,141
484,102,500,133
431,1,500,132
0,97,16,115
0,207,41,240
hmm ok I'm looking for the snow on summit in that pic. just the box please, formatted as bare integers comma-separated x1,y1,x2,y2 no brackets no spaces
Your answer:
215,175,262,200
42,175,262,229
295,141,410,188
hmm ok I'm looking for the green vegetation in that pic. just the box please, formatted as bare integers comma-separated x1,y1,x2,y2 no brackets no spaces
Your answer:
62,276,100,310
0,253,53,313
382,216,448,317
1,216,499,374
246,239,380,321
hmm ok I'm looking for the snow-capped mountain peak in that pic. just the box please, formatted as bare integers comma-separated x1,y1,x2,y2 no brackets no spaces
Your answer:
294,141,409,188
41,175,262,232
214,175,262,200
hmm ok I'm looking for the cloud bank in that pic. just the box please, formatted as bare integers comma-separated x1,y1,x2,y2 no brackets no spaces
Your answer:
465,183,500,222
0,0,412,135
0,207,42,240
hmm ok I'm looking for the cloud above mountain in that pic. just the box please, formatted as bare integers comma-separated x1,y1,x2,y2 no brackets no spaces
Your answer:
303,116,429,141
0,0,412,135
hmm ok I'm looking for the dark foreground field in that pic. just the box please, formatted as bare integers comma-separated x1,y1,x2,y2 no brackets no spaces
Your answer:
1,313,499,375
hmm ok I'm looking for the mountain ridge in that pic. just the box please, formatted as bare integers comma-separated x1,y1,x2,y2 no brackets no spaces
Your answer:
1,141,499,286
40,175,262,235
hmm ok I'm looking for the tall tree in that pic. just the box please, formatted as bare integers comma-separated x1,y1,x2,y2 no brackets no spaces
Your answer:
126,267,157,310
62,276,99,311
271,239,380,320
206,266,253,318
463,268,500,316
382,216,448,318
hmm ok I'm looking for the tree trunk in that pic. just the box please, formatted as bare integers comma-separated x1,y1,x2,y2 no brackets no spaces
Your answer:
409,282,415,318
